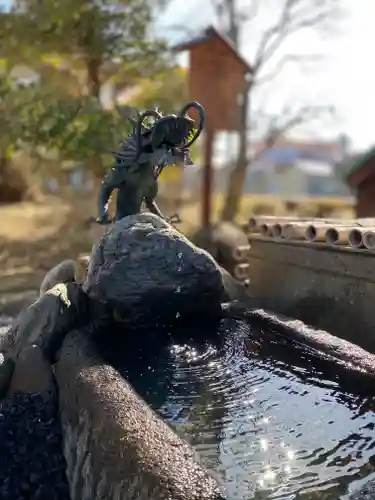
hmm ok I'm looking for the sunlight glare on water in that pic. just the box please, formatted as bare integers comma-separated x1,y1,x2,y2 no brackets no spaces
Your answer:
125,324,375,500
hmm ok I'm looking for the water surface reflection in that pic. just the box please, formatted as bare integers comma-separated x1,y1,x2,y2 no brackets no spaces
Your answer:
100,317,375,499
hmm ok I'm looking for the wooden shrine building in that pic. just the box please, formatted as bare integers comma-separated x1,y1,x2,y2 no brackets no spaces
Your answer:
347,147,375,217
175,26,253,227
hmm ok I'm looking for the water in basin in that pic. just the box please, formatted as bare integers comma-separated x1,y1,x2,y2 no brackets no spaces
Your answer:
3,302,375,499
111,315,375,500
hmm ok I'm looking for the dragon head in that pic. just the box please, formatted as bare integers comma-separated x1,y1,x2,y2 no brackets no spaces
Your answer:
137,101,205,155
113,102,205,166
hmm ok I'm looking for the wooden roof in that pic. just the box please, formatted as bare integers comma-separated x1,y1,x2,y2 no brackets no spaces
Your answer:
346,147,375,188
174,25,253,75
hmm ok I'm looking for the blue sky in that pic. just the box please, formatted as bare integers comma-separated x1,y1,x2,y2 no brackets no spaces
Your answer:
2,0,375,151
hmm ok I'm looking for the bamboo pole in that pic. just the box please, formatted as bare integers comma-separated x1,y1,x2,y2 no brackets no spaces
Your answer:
233,263,250,281
249,216,309,230
271,223,283,237
248,216,375,232
248,216,375,248
259,223,272,237
304,223,331,242
348,228,367,248
282,222,328,241
363,231,375,250
232,245,251,261
325,227,350,246
282,223,309,240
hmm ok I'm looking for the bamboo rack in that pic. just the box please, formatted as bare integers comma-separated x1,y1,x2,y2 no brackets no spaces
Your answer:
245,216,375,250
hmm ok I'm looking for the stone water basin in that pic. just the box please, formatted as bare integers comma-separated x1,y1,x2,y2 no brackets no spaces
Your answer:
2,212,375,500
104,320,375,500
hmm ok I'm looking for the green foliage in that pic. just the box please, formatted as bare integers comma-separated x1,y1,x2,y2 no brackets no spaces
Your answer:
0,72,201,170
21,0,149,53
52,99,132,167
11,0,169,80
131,67,189,112
0,1,196,177
0,76,79,150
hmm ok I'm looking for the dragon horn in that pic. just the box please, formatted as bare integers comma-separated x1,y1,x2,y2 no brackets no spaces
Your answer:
178,101,205,149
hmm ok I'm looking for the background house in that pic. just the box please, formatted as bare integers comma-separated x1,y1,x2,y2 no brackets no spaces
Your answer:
346,147,375,217
243,139,352,198
183,136,354,200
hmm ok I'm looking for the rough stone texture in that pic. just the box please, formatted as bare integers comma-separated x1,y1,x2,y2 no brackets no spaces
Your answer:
0,282,89,361
349,479,375,499
0,283,89,398
84,213,226,328
55,329,225,500
0,392,70,500
0,345,69,500
240,307,375,380
39,257,90,297
247,236,375,353
39,259,77,297
8,345,56,395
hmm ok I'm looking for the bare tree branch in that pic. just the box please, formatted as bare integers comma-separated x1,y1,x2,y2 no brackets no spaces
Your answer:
253,0,297,70
205,0,342,221
254,53,321,85
253,0,337,73
250,104,335,161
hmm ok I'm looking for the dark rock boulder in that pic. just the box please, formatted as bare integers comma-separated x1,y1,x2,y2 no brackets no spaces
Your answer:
84,212,226,329
0,282,89,361
0,283,89,399
0,218,227,499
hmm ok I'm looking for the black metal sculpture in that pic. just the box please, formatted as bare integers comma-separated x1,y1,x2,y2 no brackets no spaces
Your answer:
96,101,205,225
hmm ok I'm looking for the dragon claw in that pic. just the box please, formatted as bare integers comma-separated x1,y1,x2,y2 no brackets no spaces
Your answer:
96,215,113,225
167,213,182,225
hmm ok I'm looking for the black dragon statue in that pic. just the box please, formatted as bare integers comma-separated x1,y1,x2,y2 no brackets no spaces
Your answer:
96,101,205,225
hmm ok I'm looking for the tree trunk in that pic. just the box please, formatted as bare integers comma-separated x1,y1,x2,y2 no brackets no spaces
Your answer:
87,57,105,196
218,0,252,223
89,155,106,179
0,157,26,203
87,57,101,99
220,89,249,222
